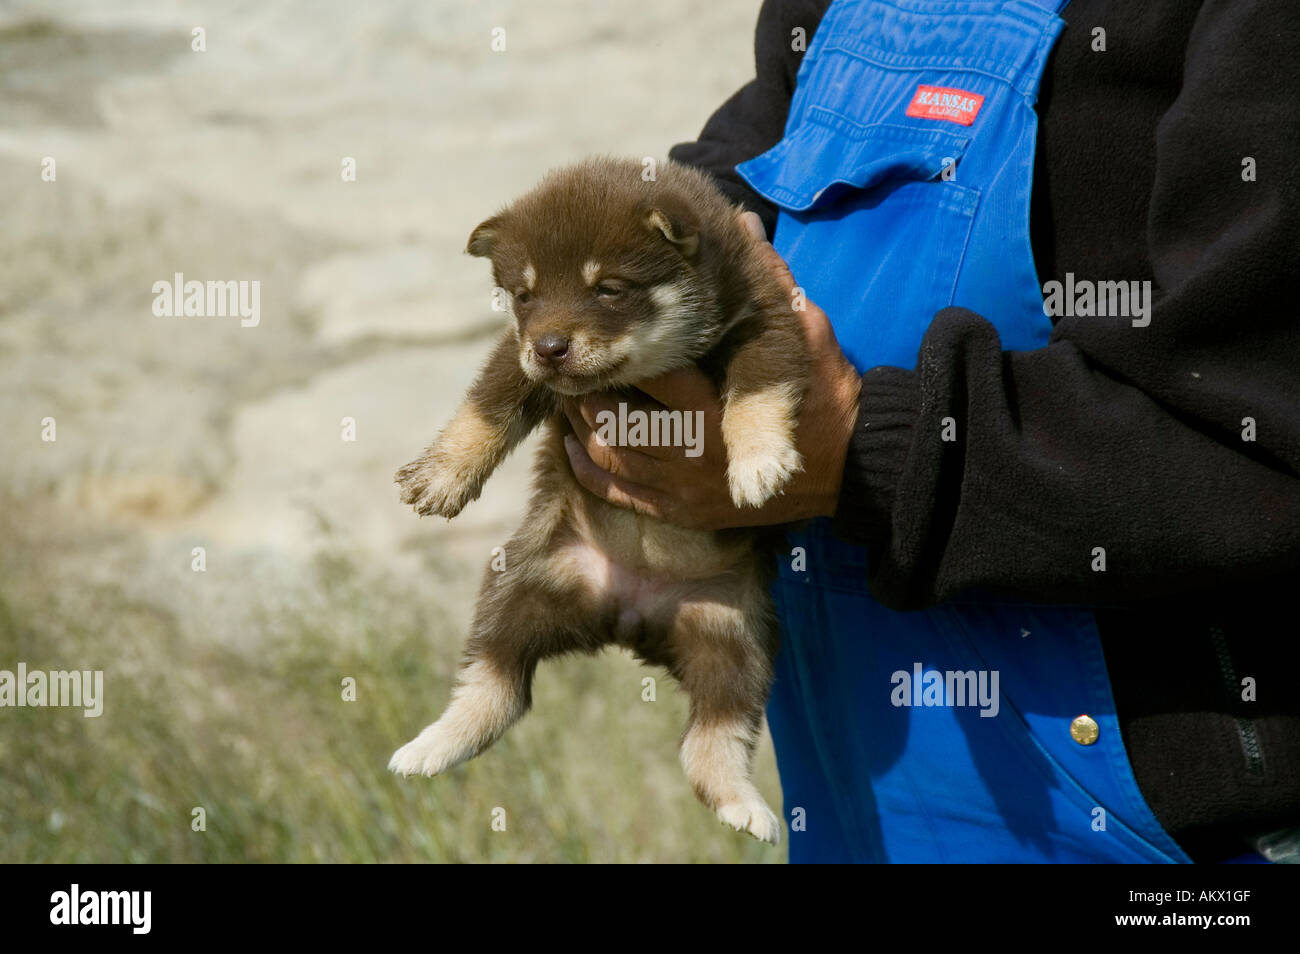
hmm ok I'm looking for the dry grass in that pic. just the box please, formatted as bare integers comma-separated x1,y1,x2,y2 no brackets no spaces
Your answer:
0,545,785,863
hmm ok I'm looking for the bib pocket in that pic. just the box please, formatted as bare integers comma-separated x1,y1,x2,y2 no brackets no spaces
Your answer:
737,113,981,371
738,108,973,213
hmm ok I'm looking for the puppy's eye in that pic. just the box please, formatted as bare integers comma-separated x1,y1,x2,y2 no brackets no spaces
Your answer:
595,283,624,299
514,290,532,304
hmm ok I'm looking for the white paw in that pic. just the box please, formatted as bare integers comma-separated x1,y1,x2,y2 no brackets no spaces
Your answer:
388,722,470,778
726,443,803,509
716,797,782,845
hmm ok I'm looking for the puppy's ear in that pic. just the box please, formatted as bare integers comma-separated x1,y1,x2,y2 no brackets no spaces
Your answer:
466,216,503,258
644,202,700,259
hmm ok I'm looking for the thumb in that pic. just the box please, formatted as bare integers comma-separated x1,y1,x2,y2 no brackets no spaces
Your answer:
635,366,718,411
738,210,797,294
739,212,841,356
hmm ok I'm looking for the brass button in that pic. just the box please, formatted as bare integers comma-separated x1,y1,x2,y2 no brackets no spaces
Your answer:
1070,714,1100,745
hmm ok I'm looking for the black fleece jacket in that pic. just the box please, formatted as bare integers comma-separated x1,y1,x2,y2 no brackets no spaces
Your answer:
669,0,1300,861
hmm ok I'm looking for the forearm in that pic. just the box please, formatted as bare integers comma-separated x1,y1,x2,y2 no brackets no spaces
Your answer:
834,310,1300,609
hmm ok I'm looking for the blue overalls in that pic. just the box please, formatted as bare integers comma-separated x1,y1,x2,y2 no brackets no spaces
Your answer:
736,0,1196,862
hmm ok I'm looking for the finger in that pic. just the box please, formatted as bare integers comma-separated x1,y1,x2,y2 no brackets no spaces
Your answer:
739,210,767,242
567,411,670,485
796,293,839,355
734,214,836,353
563,433,670,519
737,210,799,295
564,396,678,464
634,366,719,414
735,211,840,362
564,392,681,460
566,389,659,432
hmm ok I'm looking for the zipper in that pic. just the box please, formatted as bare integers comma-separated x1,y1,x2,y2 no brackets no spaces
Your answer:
1207,624,1264,777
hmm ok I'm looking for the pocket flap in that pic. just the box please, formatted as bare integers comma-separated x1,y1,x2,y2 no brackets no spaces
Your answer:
737,108,972,213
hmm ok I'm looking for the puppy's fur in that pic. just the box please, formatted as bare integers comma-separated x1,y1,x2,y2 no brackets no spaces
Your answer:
389,158,809,843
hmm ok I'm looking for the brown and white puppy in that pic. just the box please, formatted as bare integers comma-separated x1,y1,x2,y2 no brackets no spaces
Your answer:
388,157,809,843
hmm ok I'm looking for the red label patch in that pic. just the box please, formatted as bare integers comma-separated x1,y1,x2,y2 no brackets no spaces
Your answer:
906,84,985,126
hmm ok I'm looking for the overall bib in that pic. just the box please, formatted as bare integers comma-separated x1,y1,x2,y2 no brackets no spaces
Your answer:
736,0,1194,863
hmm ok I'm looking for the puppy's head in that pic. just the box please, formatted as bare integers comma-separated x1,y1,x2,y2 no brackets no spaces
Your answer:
466,159,727,395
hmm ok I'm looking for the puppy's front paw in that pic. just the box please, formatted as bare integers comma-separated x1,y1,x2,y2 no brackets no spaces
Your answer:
716,796,782,845
721,384,804,508
726,442,803,509
395,457,480,519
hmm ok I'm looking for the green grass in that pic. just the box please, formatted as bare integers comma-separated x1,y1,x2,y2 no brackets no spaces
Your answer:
0,550,784,863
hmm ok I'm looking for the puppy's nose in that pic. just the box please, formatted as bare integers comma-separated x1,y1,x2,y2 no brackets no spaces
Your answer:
533,334,570,364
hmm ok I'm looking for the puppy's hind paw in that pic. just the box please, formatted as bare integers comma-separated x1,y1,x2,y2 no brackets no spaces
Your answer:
716,796,782,845
388,722,474,778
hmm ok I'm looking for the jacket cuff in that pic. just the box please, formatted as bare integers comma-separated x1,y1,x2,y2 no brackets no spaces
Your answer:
831,365,921,548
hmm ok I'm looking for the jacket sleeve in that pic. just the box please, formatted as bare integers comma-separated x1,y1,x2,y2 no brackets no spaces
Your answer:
667,0,831,237
833,0,1300,609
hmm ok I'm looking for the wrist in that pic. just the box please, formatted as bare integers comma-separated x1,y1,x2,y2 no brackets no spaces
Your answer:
813,363,863,519
829,365,920,544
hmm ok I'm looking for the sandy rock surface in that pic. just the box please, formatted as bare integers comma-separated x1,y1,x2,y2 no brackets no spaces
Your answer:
0,0,760,637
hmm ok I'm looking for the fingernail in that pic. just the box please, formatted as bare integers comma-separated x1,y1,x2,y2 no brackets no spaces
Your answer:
740,211,767,242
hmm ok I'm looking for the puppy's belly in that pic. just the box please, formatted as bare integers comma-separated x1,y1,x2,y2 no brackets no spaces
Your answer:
551,525,756,654
535,419,765,650
554,538,676,631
